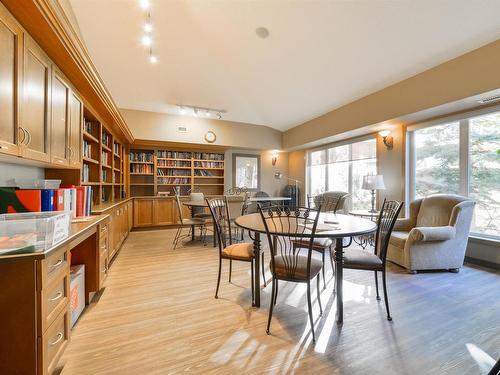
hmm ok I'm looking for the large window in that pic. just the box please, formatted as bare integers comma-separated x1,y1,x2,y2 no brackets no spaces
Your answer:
409,110,500,238
307,138,376,210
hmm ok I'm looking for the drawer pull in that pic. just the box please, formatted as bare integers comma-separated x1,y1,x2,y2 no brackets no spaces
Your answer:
49,291,63,302
50,332,63,346
50,259,64,269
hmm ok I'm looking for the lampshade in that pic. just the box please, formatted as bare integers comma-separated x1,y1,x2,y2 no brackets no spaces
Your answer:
362,175,385,190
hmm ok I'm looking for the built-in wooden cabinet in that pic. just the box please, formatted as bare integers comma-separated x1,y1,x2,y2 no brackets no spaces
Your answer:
133,198,155,227
133,197,191,228
0,5,22,157
22,34,51,162
51,70,70,166
69,93,83,168
154,198,175,226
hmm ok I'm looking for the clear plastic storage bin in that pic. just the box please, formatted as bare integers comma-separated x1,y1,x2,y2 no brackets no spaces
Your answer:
0,211,71,255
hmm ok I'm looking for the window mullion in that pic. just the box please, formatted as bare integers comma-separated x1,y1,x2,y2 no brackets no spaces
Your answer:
459,119,469,196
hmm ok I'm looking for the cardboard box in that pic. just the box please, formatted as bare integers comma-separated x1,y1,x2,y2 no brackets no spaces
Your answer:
70,264,85,327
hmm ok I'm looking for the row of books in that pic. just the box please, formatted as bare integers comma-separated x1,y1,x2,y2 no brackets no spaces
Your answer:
130,152,153,162
157,160,191,167
84,120,96,136
83,140,92,158
113,142,120,155
194,169,217,176
102,151,109,166
157,169,191,176
158,150,191,159
102,169,108,182
0,186,92,217
193,152,224,161
82,164,90,182
102,131,111,148
194,161,224,168
130,164,153,174
158,177,190,185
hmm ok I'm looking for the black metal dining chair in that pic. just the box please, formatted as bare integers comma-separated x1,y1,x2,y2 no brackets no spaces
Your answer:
343,199,403,321
293,195,343,289
207,197,265,303
173,194,207,249
259,204,323,342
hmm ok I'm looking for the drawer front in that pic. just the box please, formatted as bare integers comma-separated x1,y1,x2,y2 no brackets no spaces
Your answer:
43,246,69,285
43,273,69,332
99,232,108,254
41,309,70,375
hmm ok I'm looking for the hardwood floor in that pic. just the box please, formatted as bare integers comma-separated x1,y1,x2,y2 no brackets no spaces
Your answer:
59,229,500,374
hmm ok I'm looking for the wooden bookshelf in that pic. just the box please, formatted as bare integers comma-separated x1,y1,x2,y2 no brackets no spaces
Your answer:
129,145,225,197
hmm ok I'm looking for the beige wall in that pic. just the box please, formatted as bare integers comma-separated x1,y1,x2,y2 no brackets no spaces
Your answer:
288,150,306,205
224,149,289,196
283,39,500,150
120,108,282,150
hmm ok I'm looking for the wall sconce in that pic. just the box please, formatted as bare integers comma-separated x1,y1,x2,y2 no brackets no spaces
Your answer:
379,130,393,150
271,151,280,166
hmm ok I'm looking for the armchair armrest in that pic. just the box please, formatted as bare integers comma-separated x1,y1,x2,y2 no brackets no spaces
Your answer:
394,218,414,232
409,226,456,242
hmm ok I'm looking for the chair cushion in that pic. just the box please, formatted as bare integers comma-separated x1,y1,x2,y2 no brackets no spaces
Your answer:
181,218,205,225
222,243,254,260
416,195,466,227
292,238,332,251
273,255,323,281
343,249,383,270
389,231,409,249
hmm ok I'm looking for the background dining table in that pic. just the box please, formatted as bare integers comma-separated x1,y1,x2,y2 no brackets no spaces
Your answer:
235,212,377,324
183,200,217,246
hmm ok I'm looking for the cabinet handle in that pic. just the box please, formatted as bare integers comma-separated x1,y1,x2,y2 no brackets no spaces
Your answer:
25,129,32,146
50,332,64,346
49,291,63,302
50,259,64,269
19,127,26,145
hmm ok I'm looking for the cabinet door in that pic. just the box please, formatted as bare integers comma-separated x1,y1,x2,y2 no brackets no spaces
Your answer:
133,199,154,227
69,93,82,168
128,201,133,231
22,35,51,162
154,199,174,225
0,6,22,156
50,71,70,166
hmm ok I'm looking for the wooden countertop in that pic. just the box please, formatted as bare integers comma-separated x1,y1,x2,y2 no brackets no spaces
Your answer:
0,214,109,263
91,197,134,214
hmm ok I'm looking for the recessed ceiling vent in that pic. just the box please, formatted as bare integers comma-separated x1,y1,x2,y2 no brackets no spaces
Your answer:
478,94,500,104
177,126,187,133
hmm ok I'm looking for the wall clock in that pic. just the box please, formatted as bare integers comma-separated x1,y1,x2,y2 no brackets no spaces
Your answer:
204,130,216,143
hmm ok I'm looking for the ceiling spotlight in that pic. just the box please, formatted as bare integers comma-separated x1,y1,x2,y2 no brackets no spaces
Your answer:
178,106,186,115
205,110,211,117
144,22,153,33
141,35,152,47
216,112,222,120
149,55,158,64
139,0,150,10
193,108,199,117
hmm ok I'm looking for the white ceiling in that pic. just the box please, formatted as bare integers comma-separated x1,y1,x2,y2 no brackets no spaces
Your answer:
69,0,500,131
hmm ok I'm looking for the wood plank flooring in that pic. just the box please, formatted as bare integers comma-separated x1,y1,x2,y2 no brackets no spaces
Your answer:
59,229,500,374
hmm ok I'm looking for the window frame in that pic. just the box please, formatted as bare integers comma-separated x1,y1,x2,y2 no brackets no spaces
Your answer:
406,103,500,240
306,134,377,207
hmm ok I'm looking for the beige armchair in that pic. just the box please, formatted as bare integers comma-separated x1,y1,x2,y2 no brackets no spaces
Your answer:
311,191,350,213
387,194,475,273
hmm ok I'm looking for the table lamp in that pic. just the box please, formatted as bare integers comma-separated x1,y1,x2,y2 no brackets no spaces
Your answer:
362,175,385,213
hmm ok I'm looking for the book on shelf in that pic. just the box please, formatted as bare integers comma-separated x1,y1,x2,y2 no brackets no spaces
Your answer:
157,150,192,159
101,151,109,166
157,169,190,176
82,164,90,182
129,151,153,162
113,142,120,155
194,161,224,168
102,131,111,148
130,163,153,174
194,169,216,177
157,159,191,167
158,177,190,185
84,120,97,136
102,169,108,182
193,152,224,161
83,140,92,158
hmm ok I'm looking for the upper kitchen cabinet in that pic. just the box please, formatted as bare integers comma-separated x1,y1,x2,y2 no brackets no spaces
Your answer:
21,34,51,162
51,70,70,166
0,5,22,157
69,92,83,168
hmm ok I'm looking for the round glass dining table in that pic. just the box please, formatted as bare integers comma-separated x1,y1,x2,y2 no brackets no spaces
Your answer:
235,212,377,324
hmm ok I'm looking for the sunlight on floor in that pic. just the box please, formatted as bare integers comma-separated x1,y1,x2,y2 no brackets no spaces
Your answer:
466,343,496,373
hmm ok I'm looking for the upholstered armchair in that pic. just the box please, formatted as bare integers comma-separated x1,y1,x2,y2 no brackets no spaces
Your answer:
387,194,475,273
311,191,350,213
